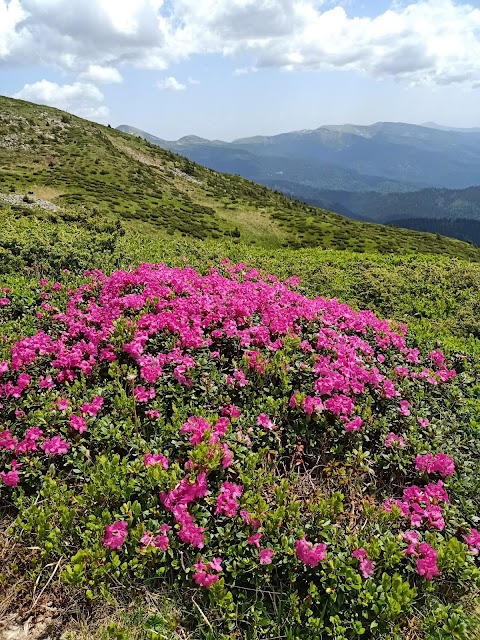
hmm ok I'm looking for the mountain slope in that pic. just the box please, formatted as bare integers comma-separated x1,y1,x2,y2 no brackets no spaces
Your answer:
1,95,480,261
299,186,480,224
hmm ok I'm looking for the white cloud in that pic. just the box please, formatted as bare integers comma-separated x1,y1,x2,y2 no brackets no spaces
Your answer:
233,66,258,76
157,76,187,91
0,0,27,58
187,76,200,85
78,64,123,84
1,0,480,88
14,80,110,120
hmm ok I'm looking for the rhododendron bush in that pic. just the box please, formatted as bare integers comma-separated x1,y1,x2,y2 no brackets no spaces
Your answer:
1,263,479,639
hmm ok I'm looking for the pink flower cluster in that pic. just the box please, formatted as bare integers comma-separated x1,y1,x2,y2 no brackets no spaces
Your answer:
259,548,274,565
352,548,375,578
193,557,223,588
180,416,232,469
102,521,128,550
0,264,457,491
140,524,171,551
415,453,455,477
80,395,104,416
295,536,327,567
144,453,169,469
404,531,440,580
42,436,70,455
385,432,405,448
160,471,209,548
384,481,449,530
0,264,467,589
0,459,20,486
465,528,480,555
257,413,274,431
215,482,243,518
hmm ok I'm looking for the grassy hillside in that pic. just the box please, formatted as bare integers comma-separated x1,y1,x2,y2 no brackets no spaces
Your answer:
1,213,480,640
2,95,480,261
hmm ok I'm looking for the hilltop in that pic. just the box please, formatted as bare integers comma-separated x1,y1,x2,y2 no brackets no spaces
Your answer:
0,96,479,262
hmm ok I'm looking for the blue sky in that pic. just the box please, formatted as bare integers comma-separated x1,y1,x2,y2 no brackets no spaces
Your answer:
1,0,480,140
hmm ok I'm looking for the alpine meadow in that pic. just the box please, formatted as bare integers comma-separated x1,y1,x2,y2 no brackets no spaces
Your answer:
0,95,479,640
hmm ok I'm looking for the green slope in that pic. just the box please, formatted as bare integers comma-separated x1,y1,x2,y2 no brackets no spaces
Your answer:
1,95,480,261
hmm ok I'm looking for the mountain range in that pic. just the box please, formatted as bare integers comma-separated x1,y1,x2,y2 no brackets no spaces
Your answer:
117,121,480,245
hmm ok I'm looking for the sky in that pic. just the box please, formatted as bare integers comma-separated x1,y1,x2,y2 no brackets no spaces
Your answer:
1,0,480,140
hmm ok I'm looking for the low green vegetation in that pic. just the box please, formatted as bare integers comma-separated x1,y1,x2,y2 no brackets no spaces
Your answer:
0,98,479,640
0,207,479,640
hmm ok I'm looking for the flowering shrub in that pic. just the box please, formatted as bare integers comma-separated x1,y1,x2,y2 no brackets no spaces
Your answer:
1,263,479,639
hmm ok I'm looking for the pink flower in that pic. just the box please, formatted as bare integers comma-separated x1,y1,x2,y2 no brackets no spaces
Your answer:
25,427,43,441
41,436,70,455
465,528,480,555
102,521,128,549
345,416,363,433
141,524,171,551
193,556,223,588
403,530,420,555
134,386,156,402
70,414,87,434
144,453,169,469
385,432,405,448
80,395,104,417
429,350,445,368
240,510,261,530
0,430,18,451
399,400,411,416
415,453,455,477
257,413,274,430
181,416,211,445
39,375,54,389
209,557,223,572
0,460,20,487
289,392,299,408
303,396,324,415
56,398,69,411
221,404,241,418
247,533,263,548
145,409,161,419
417,417,430,428
416,543,440,580
259,548,274,565
352,548,375,578
0,298,10,307
295,536,327,567
215,482,243,518
221,443,233,469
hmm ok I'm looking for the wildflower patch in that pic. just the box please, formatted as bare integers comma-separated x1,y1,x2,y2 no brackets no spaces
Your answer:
0,263,479,638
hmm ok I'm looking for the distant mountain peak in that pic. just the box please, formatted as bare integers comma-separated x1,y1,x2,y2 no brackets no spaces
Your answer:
176,135,211,144
421,121,480,133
